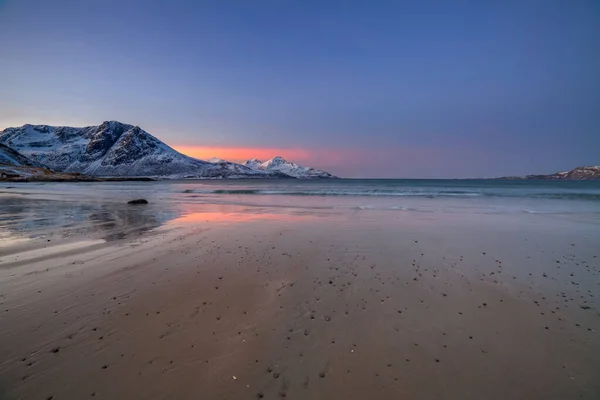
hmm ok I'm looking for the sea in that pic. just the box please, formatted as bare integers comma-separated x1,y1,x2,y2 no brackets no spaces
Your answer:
1,179,599,244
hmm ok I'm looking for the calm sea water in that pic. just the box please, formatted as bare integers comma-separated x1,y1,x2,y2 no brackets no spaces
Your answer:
1,179,599,243
180,179,600,202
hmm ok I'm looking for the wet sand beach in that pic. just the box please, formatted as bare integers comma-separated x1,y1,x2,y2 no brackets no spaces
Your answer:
1,180,600,399
1,195,599,400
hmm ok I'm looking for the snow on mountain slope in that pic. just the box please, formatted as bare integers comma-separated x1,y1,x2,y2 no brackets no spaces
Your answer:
0,142,45,167
0,122,284,179
244,158,263,170
244,156,338,179
551,166,600,180
524,166,600,180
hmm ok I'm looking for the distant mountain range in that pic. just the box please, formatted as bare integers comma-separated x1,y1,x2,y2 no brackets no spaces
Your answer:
2,122,596,181
496,166,600,181
244,156,335,179
0,121,338,180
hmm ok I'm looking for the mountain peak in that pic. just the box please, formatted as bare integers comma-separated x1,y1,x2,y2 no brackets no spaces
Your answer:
245,155,337,179
244,158,264,169
267,156,287,164
100,120,130,126
98,120,134,131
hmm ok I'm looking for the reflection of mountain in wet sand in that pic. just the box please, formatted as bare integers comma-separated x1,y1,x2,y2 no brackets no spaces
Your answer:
0,197,97,236
0,197,179,242
88,207,175,241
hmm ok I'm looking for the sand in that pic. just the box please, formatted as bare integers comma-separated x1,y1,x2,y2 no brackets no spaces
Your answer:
0,208,599,399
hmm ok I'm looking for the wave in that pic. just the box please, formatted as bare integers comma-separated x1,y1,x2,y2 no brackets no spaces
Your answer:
183,188,600,201
524,193,600,201
189,189,484,197
212,189,263,195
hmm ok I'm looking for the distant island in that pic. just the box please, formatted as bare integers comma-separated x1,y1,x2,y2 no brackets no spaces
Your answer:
0,121,338,181
495,166,600,181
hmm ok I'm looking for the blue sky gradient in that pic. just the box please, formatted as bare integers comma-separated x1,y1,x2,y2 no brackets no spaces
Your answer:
1,0,598,177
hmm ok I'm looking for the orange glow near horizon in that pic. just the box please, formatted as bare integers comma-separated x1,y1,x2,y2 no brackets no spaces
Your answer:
172,145,312,164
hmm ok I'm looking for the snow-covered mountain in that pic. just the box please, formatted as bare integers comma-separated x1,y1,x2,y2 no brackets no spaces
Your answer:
245,158,263,170
0,142,90,181
244,156,338,179
497,166,600,180
0,142,44,167
0,122,284,179
525,166,600,180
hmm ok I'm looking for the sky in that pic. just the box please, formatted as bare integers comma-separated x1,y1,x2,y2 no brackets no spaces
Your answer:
0,0,598,178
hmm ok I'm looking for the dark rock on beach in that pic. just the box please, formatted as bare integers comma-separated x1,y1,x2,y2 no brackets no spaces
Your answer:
127,199,148,205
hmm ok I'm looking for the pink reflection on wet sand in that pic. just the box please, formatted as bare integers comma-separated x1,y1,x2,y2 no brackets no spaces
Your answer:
169,210,315,225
